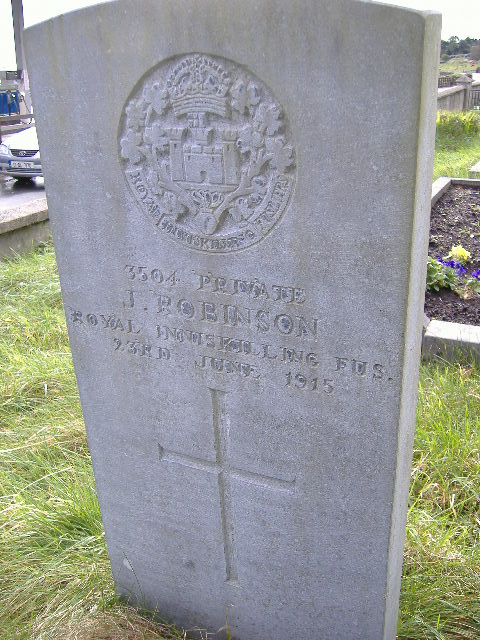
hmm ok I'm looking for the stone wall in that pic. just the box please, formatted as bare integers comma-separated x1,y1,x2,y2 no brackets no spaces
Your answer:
0,197,49,258
437,85,468,112
437,80,480,112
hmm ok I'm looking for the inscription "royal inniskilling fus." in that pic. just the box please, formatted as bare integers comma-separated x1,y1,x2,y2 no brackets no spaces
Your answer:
119,54,296,252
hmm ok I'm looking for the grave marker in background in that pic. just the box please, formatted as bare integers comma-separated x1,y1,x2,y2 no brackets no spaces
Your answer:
25,1,441,638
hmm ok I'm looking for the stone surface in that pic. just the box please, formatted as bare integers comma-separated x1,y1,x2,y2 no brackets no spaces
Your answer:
24,1,441,639
0,197,48,232
0,196,49,257
423,319,480,362
469,160,480,179
431,176,452,205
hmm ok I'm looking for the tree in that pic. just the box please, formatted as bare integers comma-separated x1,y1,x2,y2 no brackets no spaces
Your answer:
471,44,480,61
447,36,460,55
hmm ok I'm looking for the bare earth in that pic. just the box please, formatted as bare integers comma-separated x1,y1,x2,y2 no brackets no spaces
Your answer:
425,185,480,325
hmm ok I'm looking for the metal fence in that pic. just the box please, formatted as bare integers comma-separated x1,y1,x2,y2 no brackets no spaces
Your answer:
470,88,480,110
438,75,455,88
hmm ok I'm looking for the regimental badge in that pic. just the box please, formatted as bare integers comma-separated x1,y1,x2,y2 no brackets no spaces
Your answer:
119,54,296,253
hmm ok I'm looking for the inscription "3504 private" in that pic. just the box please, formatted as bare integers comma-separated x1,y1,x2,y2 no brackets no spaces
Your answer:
125,265,179,285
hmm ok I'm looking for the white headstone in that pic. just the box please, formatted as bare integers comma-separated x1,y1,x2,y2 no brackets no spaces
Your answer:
25,1,440,638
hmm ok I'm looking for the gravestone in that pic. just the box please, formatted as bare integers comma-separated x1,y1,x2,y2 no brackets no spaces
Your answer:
24,1,441,638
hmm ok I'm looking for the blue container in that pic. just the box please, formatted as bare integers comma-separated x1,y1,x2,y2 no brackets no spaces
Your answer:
0,90,20,115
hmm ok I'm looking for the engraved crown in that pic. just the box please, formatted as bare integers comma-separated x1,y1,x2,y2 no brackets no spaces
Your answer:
167,55,230,118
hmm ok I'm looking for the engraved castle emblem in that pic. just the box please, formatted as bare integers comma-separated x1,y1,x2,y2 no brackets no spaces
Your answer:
119,54,296,252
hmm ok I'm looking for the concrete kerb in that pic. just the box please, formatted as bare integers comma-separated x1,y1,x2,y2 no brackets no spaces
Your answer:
0,196,50,258
469,160,480,179
422,177,480,363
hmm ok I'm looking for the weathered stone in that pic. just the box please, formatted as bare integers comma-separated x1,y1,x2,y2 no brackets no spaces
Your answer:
0,197,49,257
24,1,441,638
423,319,480,362
469,160,480,178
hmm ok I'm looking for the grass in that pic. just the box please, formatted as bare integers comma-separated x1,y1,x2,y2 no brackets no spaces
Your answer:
1,244,480,639
0,245,182,640
398,361,480,639
433,111,480,180
439,58,479,74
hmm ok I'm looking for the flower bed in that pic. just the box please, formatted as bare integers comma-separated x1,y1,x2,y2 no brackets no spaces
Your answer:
424,178,480,325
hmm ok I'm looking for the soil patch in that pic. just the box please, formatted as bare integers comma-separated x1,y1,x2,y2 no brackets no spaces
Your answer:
425,184,480,325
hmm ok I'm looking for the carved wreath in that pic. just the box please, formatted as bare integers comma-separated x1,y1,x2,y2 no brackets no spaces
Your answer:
119,55,295,237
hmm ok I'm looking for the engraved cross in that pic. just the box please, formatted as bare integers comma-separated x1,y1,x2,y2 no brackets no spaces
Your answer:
158,388,295,585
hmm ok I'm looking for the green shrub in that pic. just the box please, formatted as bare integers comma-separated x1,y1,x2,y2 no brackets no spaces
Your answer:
436,110,480,140
426,257,459,292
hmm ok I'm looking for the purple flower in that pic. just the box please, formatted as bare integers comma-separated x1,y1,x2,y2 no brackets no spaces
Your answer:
472,270,480,280
436,258,467,275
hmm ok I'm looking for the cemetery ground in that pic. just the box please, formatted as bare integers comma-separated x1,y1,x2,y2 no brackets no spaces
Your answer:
426,111,480,325
1,116,480,640
433,111,480,182
2,260,480,640
439,58,479,74
425,184,480,324
2,250,480,640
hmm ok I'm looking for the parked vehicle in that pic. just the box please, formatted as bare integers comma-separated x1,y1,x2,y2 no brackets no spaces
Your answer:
0,126,42,180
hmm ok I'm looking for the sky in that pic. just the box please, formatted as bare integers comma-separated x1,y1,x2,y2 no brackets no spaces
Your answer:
0,0,479,70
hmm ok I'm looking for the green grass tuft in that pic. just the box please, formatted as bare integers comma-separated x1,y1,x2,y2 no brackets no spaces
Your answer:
398,361,480,639
0,245,192,639
434,111,480,180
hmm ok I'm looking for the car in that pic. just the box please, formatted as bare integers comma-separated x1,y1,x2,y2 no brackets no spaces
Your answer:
0,125,42,180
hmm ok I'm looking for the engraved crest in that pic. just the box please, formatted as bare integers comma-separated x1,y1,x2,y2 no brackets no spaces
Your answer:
119,54,296,253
